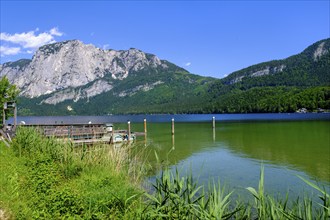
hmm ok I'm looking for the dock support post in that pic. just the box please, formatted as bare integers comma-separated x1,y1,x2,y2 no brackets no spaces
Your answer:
212,116,216,129
14,104,17,130
171,118,175,149
213,127,216,142
127,120,131,142
111,126,114,144
144,118,147,133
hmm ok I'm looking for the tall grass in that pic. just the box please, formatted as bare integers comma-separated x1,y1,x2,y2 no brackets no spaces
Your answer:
141,165,329,219
245,166,329,219
1,127,148,219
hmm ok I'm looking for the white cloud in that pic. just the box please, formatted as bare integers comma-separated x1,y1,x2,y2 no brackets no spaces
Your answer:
1,31,54,48
0,27,64,57
49,27,63,37
0,46,21,56
185,62,191,67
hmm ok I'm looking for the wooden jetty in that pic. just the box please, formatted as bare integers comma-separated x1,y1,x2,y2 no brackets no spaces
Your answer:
1,122,139,146
36,123,137,145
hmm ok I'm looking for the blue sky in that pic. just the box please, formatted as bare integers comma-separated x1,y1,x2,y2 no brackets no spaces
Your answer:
1,1,329,78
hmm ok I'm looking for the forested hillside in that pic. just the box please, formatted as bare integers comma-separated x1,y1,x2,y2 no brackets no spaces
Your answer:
204,38,330,113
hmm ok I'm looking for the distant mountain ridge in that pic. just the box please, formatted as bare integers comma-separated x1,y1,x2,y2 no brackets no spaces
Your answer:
205,38,330,113
221,38,329,86
0,40,170,101
0,38,329,115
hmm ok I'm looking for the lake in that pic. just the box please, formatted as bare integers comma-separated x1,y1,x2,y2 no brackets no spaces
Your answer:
8,113,330,199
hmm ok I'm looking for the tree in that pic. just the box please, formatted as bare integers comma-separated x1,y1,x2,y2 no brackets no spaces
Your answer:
0,76,19,127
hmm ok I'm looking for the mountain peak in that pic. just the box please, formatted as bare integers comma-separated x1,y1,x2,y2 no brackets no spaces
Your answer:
0,40,168,98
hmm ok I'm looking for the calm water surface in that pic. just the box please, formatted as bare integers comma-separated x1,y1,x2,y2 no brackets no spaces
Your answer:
10,114,330,198
130,121,329,199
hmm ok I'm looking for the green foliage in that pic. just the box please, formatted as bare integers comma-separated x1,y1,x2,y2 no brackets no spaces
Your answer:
245,166,330,219
142,168,241,219
1,127,144,219
203,39,330,114
222,38,330,88
0,76,19,126
208,86,330,113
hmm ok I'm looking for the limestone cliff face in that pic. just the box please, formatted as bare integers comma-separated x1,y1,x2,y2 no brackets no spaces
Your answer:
0,40,168,103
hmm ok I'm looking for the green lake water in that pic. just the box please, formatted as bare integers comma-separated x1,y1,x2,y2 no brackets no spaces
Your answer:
123,120,330,198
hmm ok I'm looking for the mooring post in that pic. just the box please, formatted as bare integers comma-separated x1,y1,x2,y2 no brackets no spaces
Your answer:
213,127,216,142
212,116,216,128
144,118,147,133
14,103,17,130
111,125,115,144
127,120,131,141
2,103,7,128
171,118,175,135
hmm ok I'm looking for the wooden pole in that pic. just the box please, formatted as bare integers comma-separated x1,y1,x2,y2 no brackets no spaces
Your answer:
144,118,147,146
127,120,131,141
212,116,216,128
171,118,175,135
14,103,17,130
111,125,114,144
2,103,7,128
144,118,147,133
213,127,216,142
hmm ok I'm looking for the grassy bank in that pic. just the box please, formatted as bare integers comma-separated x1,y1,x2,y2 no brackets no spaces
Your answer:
0,128,329,219
0,127,147,219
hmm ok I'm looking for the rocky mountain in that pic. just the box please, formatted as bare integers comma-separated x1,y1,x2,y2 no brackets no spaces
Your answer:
0,38,329,115
0,40,214,115
0,40,170,102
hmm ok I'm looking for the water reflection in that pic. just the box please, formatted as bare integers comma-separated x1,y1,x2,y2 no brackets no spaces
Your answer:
217,121,330,183
132,121,330,185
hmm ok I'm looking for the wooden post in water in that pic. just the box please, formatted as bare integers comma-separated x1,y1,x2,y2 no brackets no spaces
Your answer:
127,120,131,142
171,118,175,149
144,118,147,146
14,103,17,130
212,116,216,129
213,127,216,142
111,125,114,144
144,118,147,133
